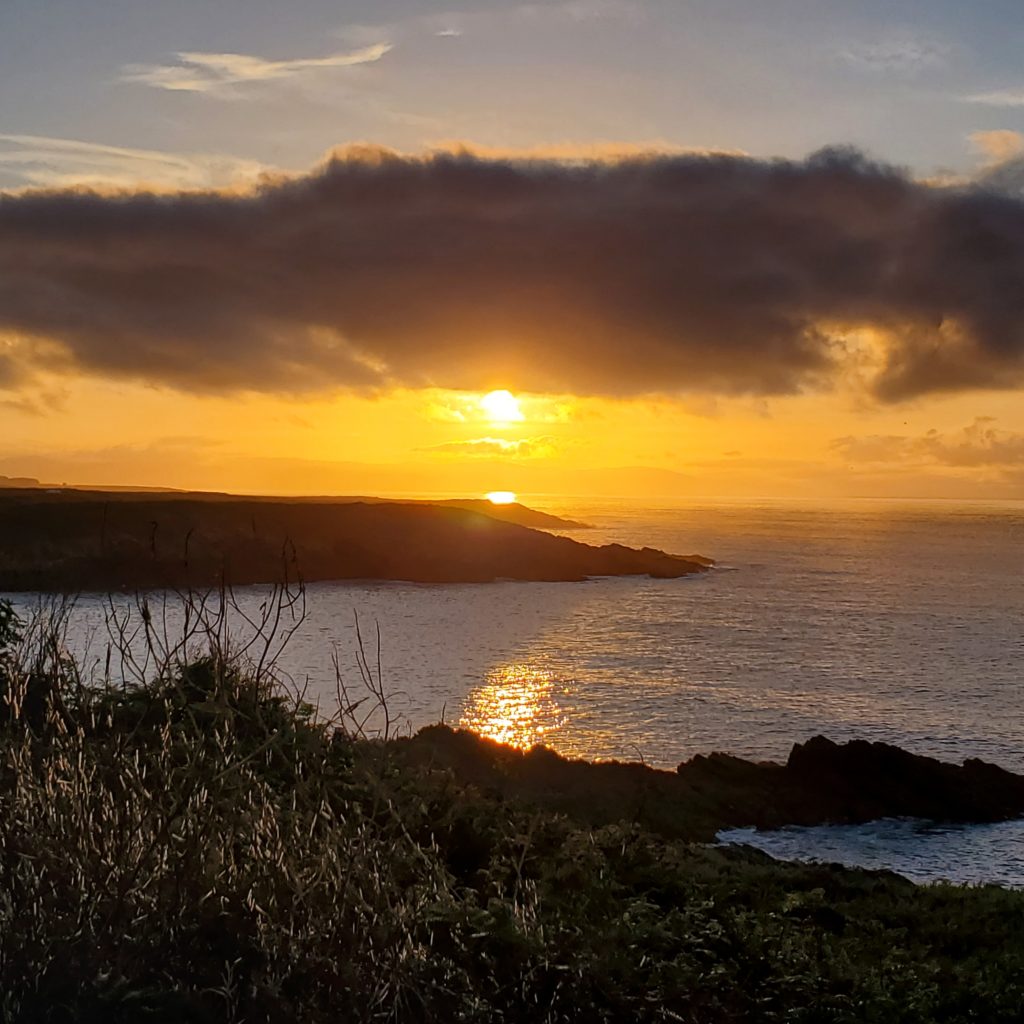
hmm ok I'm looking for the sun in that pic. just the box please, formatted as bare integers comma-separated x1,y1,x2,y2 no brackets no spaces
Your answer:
485,491,517,505
480,389,524,425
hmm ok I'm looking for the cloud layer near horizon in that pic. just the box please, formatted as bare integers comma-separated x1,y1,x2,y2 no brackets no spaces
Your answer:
832,418,1024,467
3,145,1024,401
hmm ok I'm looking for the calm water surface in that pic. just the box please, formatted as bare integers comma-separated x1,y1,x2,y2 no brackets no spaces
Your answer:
8,498,1024,884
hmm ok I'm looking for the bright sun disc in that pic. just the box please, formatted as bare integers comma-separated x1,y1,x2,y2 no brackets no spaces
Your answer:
480,389,524,424
486,491,517,505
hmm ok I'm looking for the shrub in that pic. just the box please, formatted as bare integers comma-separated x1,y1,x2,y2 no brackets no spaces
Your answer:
0,591,1023,1022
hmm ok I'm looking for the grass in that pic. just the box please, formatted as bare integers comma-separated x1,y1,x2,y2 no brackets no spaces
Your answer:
1,591,1024,1022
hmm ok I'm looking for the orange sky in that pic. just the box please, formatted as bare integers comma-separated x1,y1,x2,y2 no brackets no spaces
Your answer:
6,146,1024,502
5,370,1024,500
8,4,1024,501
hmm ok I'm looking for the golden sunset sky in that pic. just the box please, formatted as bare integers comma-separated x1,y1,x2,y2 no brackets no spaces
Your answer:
5,1,1024,500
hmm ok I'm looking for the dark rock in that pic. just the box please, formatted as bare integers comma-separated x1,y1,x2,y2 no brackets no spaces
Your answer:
392,726,1024,844
781,735,1024,825
677,735,1024,831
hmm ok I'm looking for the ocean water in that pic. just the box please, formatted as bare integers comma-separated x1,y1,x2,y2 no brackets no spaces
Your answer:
7,497,1024,884
717,819,1024,888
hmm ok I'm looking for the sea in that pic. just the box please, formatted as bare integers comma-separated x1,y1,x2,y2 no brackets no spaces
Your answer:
7,497,1024,886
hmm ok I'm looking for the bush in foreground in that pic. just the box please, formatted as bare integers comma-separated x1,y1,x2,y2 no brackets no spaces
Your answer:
1,595,1023,1023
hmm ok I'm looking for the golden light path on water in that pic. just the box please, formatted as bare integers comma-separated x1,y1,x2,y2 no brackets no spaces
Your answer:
459,663,566,750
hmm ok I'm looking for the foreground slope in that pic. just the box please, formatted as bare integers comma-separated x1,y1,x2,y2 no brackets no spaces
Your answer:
4,635,1024,1023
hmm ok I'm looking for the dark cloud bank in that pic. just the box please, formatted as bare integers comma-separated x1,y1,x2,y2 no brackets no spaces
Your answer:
3,145,1024,400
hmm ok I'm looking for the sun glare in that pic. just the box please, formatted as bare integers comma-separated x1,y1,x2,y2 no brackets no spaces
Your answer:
480,389,524,424
486,490,517,505
460,664,563,750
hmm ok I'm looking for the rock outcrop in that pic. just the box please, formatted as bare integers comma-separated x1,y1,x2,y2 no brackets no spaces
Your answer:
396,727,1024,843
678,735,1024,831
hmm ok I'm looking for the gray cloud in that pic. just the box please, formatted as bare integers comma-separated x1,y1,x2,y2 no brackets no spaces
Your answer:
839,34,949,76
4,145,1024,400
963,89,1024,108
517,0,641,22
832,419,1024,467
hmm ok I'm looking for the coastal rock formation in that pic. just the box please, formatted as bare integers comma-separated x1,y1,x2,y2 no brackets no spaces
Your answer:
0,492,710,590
676,736,1024,830
397,727,1024,843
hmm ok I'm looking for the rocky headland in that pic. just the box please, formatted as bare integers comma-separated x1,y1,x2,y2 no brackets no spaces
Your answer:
0,490,709,590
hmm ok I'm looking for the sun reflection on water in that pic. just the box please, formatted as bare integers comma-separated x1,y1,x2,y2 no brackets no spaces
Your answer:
460,663,565,749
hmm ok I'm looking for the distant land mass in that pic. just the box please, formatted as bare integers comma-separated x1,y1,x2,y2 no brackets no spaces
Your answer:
0,484,588,530
0,491,710,590
0,476,191,494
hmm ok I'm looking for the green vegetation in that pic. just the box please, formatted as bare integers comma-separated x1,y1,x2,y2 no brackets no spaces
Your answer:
1,594,1024,1022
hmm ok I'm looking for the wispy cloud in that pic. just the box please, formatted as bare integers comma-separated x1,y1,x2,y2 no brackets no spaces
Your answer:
928,131,1024,194
0,385,68,418
955,130,1024,198
969,129,1024,165
963,88,1024,108
421,437,558,458
336,0,638,49
0,134,271,192
831,419,1024,468
518,0,641,23
122,42,392,97
839,34,948,76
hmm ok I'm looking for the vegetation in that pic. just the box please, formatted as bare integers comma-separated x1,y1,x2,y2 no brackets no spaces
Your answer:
1,592,1023,1022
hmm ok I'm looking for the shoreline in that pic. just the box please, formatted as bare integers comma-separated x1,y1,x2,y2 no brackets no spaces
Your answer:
395,726,1024,845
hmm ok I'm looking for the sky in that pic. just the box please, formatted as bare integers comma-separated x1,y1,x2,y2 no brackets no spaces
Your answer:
5,0,1024,499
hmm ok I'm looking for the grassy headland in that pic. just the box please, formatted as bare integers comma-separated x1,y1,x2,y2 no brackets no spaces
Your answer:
2,598,1024,1022
0,491,706,591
